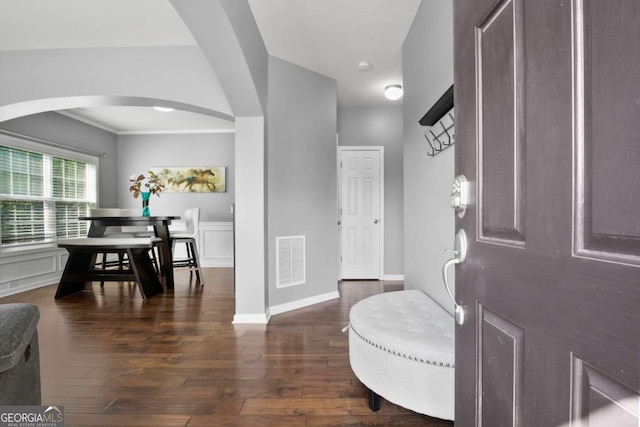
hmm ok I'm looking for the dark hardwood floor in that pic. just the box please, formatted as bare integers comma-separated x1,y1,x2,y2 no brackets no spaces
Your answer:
1,268,454,426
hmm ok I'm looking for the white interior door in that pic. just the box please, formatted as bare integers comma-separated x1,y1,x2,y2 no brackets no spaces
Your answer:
339,148,382,279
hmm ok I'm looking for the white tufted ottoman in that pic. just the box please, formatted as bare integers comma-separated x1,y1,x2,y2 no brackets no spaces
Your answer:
348,290,455,420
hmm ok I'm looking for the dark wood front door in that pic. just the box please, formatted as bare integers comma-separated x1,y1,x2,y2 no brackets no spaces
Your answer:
454,0,639,425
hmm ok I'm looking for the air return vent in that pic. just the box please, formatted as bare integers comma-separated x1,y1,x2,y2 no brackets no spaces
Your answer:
276,235,306,288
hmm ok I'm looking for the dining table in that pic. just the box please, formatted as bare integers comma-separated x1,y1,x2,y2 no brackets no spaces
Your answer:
78,215,180,290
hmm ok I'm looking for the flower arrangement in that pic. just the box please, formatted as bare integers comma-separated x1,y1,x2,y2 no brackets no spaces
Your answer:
129,171,165,198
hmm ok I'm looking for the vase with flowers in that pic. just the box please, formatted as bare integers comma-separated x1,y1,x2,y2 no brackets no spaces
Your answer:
129,171,165,217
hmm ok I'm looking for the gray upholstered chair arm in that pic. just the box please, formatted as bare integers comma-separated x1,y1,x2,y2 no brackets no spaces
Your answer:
0,304,40,373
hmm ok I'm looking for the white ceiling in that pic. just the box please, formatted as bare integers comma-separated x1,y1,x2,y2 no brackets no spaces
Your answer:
57,107,237,135
0,0,420,133
248,0,420,108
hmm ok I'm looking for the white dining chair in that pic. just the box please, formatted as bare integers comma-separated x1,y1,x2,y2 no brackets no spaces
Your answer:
89,208,131,237
88,208,130,272
171,208,203,284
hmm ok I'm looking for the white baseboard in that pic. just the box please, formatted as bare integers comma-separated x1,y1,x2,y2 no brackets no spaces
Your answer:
0,277,59,299
232,311,271,324
269,290,340,316
383,274,404,281
200,258,234,268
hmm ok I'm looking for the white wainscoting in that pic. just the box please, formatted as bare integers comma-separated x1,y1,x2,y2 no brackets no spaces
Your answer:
0,246,68,298
201,222,234,267
0,222,234,298
171,221,234,268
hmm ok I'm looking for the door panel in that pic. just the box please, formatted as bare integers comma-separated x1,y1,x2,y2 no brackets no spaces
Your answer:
339,149,381,279
455,0,640,425
478,306,524,426
572,356,640,426
476,0,526,245
575,0,640,261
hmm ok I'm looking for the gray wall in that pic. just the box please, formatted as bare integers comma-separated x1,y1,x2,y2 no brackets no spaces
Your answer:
337,107,404,276
0,112,119,207
0,1,270,321
116,133,235,222
0,114,237,223
267,57,338,307
403,0,456,314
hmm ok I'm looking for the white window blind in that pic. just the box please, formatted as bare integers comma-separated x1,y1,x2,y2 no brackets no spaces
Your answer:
0,143,97,248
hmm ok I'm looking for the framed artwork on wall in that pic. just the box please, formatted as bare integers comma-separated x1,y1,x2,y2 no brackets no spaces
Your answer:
151,166,226,193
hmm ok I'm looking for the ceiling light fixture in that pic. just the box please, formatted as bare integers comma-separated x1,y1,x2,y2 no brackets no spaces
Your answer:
357,61,372,71
153,106,174,112
384,84,403,100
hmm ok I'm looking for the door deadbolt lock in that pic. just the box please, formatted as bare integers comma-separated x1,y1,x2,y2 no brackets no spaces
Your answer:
450,175,470,218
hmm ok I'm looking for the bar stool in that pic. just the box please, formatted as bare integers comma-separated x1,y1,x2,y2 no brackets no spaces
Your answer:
118,209,160,273
171,208,204,284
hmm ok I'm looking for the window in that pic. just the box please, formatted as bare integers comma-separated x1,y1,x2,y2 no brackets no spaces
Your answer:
0,136,97,248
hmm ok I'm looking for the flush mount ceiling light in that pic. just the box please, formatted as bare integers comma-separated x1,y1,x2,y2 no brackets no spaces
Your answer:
384,85,403,100
153,106,174,112
357,61,372,71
